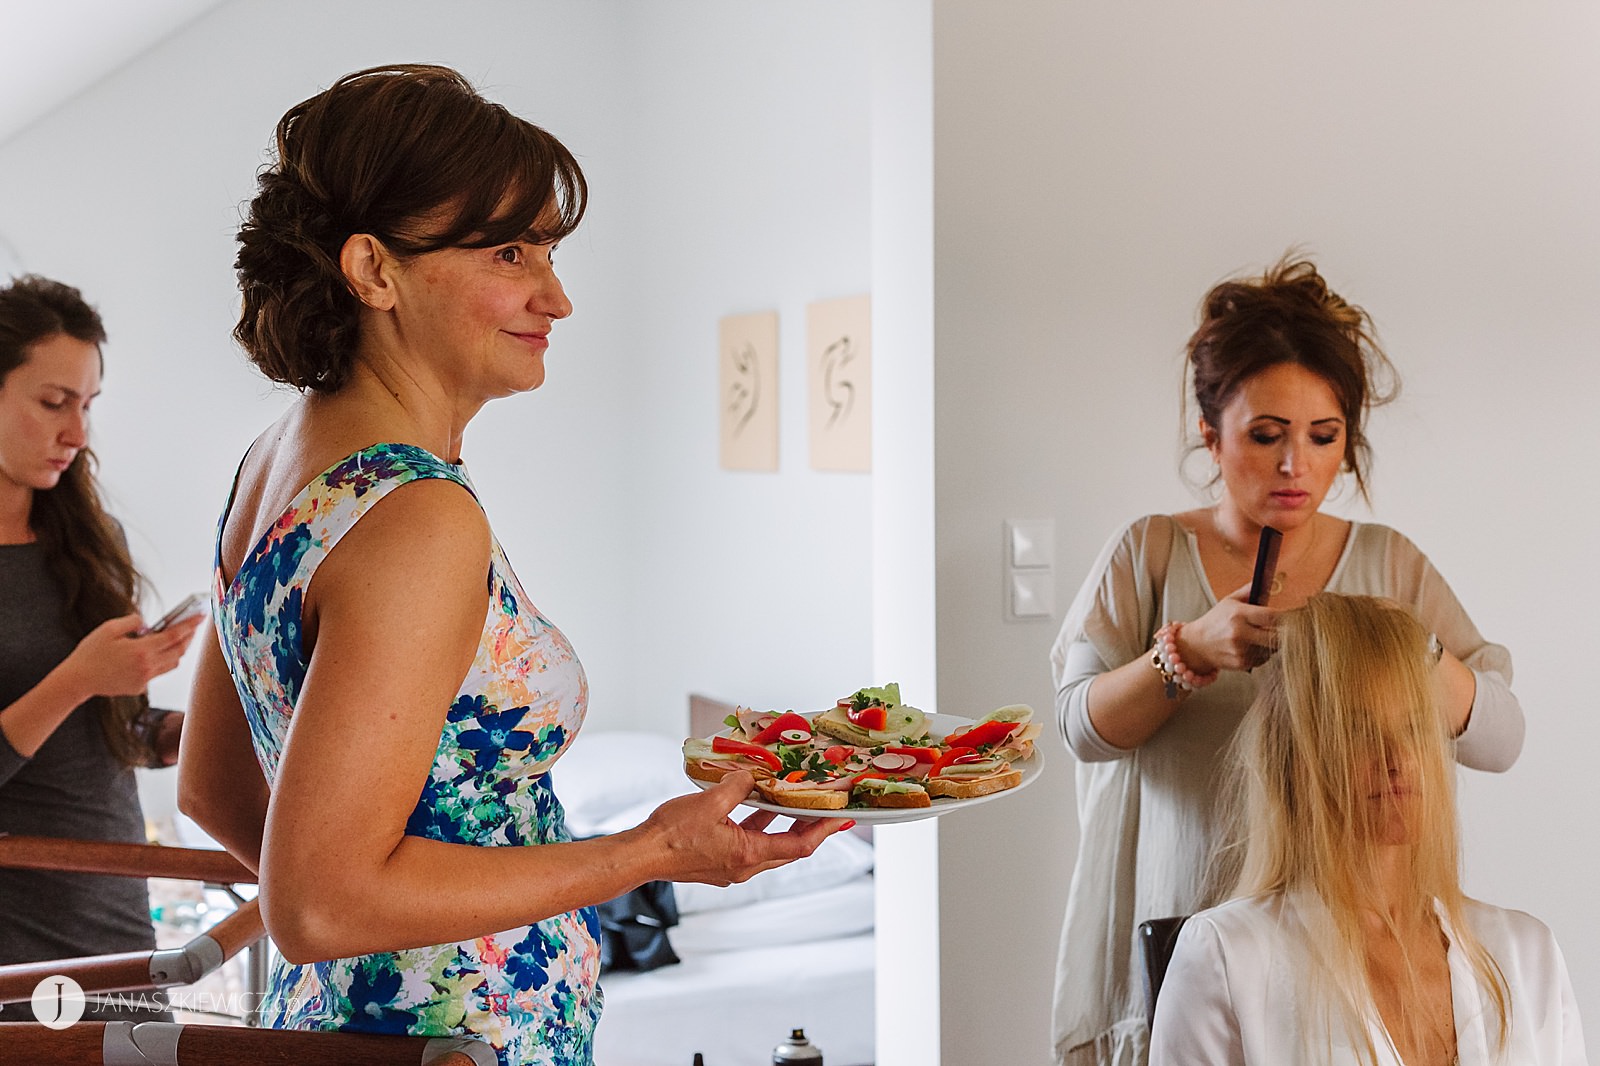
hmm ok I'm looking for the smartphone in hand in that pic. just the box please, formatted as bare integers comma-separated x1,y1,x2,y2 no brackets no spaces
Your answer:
1247,526,1284,607
138,593,207,636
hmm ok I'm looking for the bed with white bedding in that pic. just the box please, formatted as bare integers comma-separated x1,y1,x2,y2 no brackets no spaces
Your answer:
555,724,876,1066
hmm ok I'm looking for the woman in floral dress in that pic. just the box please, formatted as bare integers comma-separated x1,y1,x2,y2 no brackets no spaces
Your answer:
177,65,842,1066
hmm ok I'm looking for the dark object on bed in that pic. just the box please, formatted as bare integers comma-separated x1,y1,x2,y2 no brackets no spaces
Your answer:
597,879,681,973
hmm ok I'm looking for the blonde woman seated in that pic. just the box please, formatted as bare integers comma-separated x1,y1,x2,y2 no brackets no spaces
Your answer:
1149,594,1585,1066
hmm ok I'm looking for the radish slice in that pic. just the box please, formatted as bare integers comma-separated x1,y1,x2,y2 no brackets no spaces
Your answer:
779,728,811,744
871,752,916,772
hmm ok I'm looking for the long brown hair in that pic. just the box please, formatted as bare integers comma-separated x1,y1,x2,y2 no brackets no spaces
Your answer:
0,276,153,766
234,63,587,392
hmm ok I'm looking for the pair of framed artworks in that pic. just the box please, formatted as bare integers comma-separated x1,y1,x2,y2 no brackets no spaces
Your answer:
719,294,870,473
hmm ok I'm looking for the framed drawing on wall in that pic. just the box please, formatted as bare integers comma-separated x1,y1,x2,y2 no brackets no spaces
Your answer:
807,294,871,472
719,310,779,471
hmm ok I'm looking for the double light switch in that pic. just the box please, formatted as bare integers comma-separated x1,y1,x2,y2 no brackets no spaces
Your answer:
1004,518,1055,622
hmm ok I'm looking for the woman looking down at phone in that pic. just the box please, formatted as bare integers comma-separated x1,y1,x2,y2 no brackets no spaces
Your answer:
0,275,202,1018
1150,594,1584,1065
176,65,844,1066
1049,258,1525,1066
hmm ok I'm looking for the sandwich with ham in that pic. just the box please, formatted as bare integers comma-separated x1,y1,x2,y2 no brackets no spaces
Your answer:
925,748,1023,799
681,733,783,784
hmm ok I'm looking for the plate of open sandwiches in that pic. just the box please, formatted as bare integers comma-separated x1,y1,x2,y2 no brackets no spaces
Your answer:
681,684,1043,824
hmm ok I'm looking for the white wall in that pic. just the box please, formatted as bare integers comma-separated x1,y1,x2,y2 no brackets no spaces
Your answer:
606,1,874,727
926,1,1600,1060
0,0,637,729
0,0,874,747
869,5,940,1065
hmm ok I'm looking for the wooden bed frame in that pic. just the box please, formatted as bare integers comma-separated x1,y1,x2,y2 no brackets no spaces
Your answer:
688,693,738,739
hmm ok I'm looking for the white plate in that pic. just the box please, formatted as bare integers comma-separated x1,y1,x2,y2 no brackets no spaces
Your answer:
687,711,1043,825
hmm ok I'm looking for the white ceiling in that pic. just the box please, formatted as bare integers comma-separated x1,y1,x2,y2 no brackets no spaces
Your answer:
0,0,230,146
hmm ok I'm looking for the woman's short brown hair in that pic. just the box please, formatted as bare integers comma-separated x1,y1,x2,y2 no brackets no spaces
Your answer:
1185,257,1398,501
233,64,587,392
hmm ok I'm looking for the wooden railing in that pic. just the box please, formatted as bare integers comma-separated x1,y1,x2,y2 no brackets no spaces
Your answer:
0,834,256,884
0,836,494,1064
0,1022,493,1065
0,899,262,1004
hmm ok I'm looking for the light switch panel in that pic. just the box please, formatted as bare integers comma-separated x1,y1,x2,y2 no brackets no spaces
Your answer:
1007,518,1055,569
1009,569,1055,620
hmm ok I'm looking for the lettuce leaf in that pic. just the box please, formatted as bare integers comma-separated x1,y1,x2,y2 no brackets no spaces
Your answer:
850,682,902,709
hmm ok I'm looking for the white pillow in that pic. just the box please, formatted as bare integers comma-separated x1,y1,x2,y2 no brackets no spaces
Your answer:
673,827,874,914
553,731,691,838
668,874,874,953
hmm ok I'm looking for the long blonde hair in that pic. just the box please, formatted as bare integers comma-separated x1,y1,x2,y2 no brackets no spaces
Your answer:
1221,593,1508,1061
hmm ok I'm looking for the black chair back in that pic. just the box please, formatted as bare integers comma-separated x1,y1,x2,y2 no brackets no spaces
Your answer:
1137,915,1189,1028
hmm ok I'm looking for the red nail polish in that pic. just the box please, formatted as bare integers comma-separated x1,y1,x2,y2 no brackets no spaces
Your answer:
841,820,857,831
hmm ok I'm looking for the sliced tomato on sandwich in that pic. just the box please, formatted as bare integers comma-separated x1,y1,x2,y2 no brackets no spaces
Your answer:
930,745,980,778
942,721,1018,750
711,736,783,773
884,745,940,763
750,711,813,745
845,701,889,731
851,770,916,785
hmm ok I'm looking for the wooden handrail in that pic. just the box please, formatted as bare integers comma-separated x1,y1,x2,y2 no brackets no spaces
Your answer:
0,952,154,1004
0,901,265,1004
0,1022,102,1065
0,1022,491,1065
202,899,264,961
0,840,495,1064
181,1025,489,1065
0,835,255,884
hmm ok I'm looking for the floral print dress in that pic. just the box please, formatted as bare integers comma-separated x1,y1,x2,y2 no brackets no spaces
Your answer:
213,442,602,1066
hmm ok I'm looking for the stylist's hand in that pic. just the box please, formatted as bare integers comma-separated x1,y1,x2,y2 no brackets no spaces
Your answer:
1177,584,1279,674
636,771,851,886
62,613,204,698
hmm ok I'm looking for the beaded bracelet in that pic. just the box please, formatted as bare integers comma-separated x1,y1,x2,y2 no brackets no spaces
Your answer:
1150,621,1220,699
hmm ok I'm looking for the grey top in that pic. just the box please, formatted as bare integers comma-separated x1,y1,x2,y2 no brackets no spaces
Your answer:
0,542,161,968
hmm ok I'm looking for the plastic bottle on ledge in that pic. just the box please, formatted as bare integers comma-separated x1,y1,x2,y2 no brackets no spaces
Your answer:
773,1028,823,1065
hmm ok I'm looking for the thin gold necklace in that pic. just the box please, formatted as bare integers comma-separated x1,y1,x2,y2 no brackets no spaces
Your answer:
1213,507,1320,597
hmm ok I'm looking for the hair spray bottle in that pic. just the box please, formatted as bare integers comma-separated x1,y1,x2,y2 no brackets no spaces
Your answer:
773,1028,823,1065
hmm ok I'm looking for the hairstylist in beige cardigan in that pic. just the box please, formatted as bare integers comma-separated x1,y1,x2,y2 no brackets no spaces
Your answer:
1048,258,1525,1066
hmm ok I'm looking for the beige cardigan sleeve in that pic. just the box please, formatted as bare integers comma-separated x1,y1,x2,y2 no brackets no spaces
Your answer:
1052,516,1176,763
1367,524,1524,772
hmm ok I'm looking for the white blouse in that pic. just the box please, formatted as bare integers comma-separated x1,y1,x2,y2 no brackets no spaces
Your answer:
1149,894,1587,1066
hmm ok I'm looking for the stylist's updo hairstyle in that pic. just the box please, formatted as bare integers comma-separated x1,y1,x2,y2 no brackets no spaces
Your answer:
1184,257,1398,502
234,64,587,392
